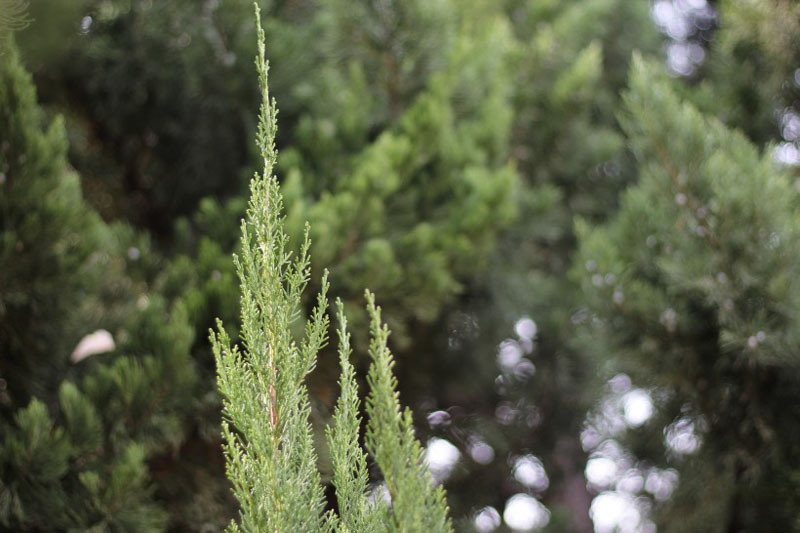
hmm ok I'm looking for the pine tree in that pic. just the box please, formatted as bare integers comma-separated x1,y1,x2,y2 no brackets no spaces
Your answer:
431,1,661,529
14,0,262,234
0,39,101,414
277,0,517,350
0,38,210,531
577,57,800,531
211,9,452,531
698,0,800,149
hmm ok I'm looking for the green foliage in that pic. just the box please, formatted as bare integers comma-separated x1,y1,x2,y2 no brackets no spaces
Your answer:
325,300,385,532
211,11,452,531
508,0,659,221
698,0,800,146
577,57,800,531
316,0,455,126
0,1,31,46
8,0,800,531
0,40,101,403
1,291,199,530
434,1,661,527
280,1,518,348
362,292,452,532
1,388,169,531
16,0,260,232
0,39,209,530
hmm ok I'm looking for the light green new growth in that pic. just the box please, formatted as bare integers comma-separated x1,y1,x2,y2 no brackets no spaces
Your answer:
325,299,386,532
211,6,453,532
363,292,453,533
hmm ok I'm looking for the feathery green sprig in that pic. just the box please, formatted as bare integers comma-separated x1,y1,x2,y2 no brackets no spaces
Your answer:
211,5,453,532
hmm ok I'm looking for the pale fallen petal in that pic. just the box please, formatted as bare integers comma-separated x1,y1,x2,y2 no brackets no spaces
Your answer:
70,329,115,363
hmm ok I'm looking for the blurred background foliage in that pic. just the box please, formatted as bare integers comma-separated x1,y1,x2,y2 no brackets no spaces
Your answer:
2,0,800,531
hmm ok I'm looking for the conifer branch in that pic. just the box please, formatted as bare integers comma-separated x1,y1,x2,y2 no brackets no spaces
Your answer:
364,291,454,533
211,5,453,532
210,6,327,531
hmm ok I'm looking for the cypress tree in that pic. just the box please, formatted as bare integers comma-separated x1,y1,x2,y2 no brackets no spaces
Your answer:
211,9,452,530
